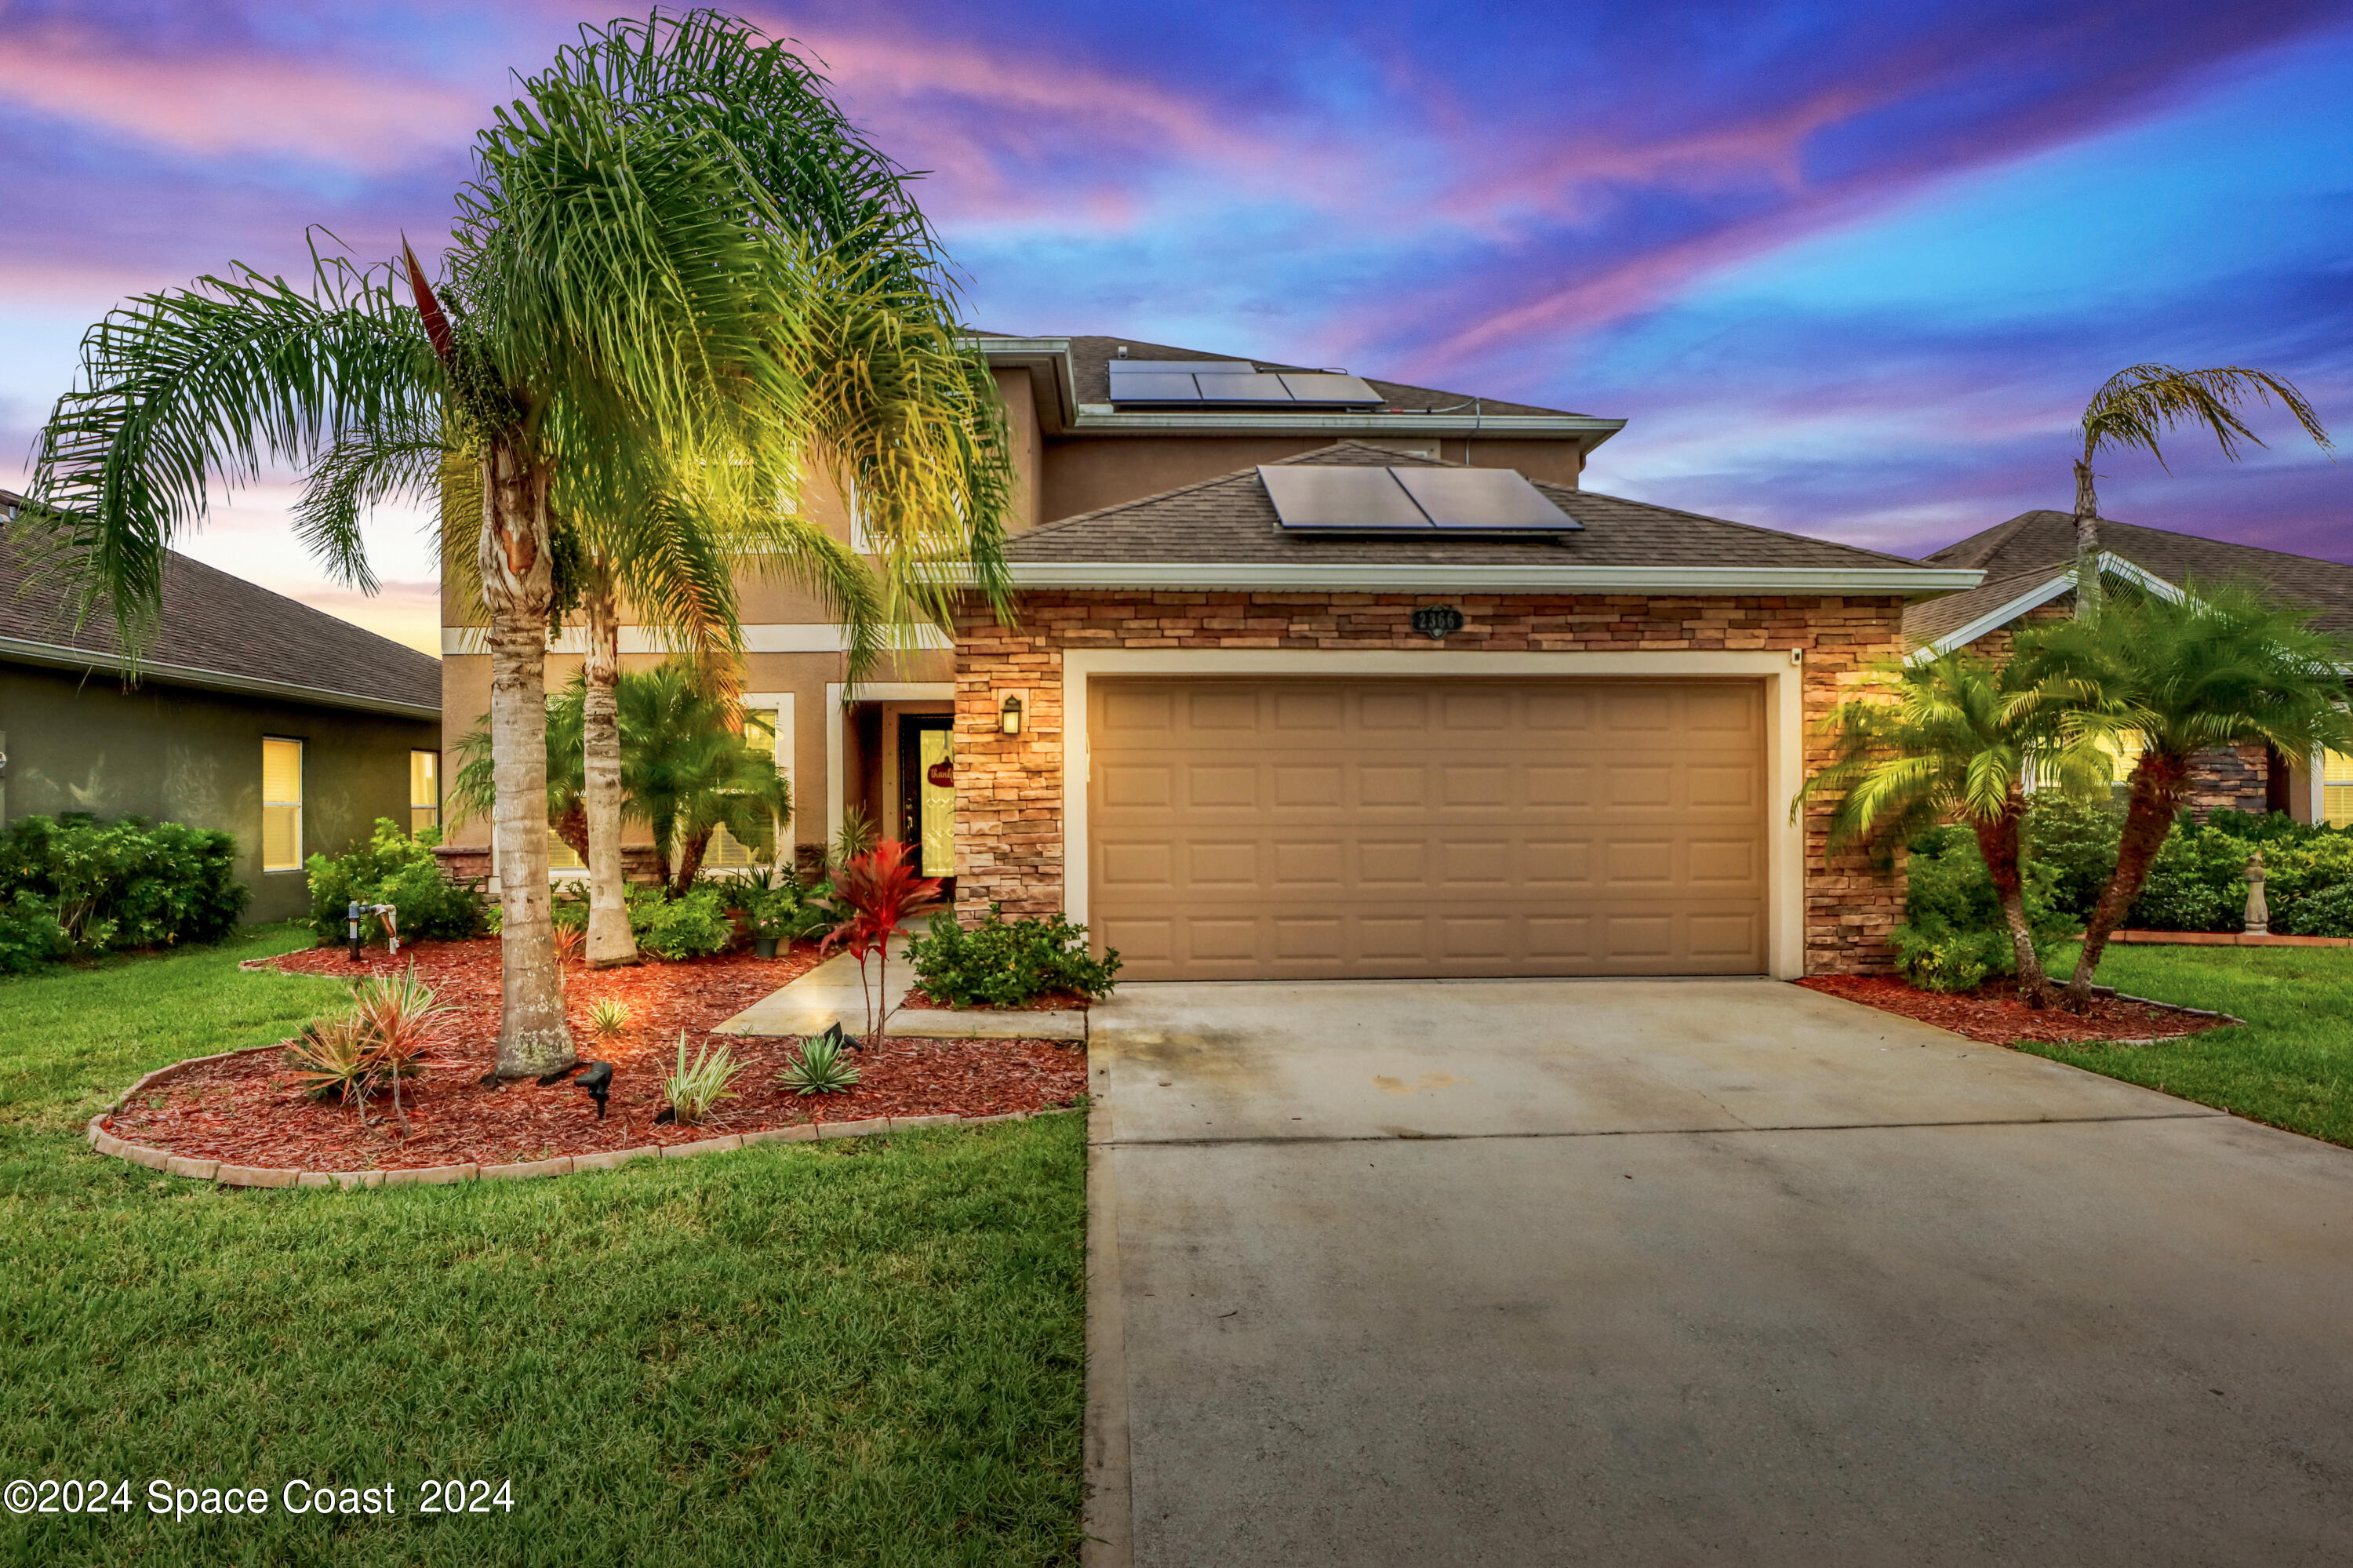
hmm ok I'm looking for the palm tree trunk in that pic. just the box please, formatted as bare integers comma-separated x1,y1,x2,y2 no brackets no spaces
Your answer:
479,443,576,1079
671,828,710,897
2065,751,2189,1011
1969,793,2050,1006
2072,457,2104,623
580,569,638,968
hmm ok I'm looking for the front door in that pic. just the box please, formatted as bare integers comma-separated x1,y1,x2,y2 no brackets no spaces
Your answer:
896,713,957,890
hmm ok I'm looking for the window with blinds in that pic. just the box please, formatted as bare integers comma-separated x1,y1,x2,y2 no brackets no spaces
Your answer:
2099,730,2147,796
547,831,585,871
409,751,440,836
2325,749,2353,828
707,708,780,869
261,737,304,871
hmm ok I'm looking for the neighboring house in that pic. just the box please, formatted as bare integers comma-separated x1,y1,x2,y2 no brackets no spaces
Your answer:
1907,509,2353,824
435,335,1980,978
1,489,443,922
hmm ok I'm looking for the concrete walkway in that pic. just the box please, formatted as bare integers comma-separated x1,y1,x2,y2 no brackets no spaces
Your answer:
1084,978,2353,1566
715,936,1085,1039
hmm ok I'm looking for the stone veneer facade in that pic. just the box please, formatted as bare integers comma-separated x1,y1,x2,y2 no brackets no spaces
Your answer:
952,591,1911,977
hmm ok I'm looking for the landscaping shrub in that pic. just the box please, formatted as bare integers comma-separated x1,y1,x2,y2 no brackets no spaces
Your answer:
1893,827,2070,993
0,890,69,974
305,820,486,945
0,813,247,963
908,904,1122,1007
729,875,835,944
627,884,735,959
2021,794,2123,925
2275,882,2353,937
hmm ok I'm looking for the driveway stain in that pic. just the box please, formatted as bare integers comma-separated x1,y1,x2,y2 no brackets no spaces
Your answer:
1373,1072,1465,1095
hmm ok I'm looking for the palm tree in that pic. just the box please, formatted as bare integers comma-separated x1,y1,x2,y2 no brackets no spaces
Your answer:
1798,650,2108,1006
24,61,847,1077
451,661,792,897
2070,364,2331,619
2011,583,2353,1010
525,11,1016,967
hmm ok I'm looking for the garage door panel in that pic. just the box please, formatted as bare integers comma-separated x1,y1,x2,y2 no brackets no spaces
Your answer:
1091,677,1766,980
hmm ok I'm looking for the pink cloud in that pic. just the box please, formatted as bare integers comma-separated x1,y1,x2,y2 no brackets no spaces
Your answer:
0,34,481,173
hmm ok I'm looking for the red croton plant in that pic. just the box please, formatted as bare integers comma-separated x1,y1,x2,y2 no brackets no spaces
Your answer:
824,840,944,1048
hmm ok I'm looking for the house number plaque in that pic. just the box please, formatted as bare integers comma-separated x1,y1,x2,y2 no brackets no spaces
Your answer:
1410,604,1465,641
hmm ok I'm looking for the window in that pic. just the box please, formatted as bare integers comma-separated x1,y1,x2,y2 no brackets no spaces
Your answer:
261,737,304,871
409,751,441,836
2326,750,2353,828
707,706,780,869
2098,729,2147,795
547,831,585,872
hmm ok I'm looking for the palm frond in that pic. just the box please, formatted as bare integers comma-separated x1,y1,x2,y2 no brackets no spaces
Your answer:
2081,362,2333,471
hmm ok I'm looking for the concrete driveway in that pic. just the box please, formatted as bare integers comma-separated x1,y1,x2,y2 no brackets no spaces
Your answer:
1082,979,2353,1566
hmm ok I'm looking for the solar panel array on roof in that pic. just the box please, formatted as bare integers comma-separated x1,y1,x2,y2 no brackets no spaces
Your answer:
1107,359,1386,408
1257,465,1581,534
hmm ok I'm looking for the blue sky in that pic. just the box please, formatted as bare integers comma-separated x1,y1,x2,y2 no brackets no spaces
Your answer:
2,0,2348,650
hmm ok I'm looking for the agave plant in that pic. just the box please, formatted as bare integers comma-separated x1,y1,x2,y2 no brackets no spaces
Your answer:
777,1023,861,1097
285,1016,376,1114
664,1032,744,1126
349,966,451,1133
587,997,630,1040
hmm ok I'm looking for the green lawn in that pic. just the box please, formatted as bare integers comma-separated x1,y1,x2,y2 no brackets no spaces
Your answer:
2016,943,2353,1150
0,925,1086,1566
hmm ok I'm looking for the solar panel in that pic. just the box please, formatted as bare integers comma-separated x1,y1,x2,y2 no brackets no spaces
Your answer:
1391,467,1579,530
1104,372,1203,403
1108,359,1256,377
1257,466,1429,529
1276,373,1384,406
1194,374,1297,402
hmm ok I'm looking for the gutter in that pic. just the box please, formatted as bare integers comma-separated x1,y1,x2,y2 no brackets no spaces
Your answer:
0,634,440,721
1067,407,1626,449
993,562,1984,594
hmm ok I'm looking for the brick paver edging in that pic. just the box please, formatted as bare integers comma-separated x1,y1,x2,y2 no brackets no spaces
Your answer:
82,1043,1073,1189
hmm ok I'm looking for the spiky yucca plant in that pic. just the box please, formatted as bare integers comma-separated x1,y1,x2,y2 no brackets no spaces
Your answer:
777,1023,861,1096
663,1032,744,1125
588,997,630,1039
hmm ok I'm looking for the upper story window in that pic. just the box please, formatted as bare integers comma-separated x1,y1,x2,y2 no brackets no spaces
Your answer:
261,737,304,871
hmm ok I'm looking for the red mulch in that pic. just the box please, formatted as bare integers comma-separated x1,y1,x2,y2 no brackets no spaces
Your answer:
1796,975,2231,1045
100,938,1086,1171
902,988,1089,1013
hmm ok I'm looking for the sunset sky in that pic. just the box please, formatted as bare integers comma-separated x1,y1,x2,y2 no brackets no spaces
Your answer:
3,1,2348,655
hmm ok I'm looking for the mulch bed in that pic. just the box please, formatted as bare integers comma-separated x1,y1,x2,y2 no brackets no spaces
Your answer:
100,939,1087,1172
1796,975,2232,1046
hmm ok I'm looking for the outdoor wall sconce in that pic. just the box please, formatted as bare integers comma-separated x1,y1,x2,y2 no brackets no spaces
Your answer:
1000,694,1024,736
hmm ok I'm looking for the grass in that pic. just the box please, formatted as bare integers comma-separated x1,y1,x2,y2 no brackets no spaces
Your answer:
0,925,1086,1566
2014,942,2353,1150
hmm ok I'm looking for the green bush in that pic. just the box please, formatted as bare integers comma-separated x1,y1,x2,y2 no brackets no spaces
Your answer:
305,820,486,945
729,875,835,944
2275,882,2353,937
1893,827,2071,993
628,885,734,960
0,813,248,963
2021,794,2122,923
907,904,1121,1008
0,890,69,974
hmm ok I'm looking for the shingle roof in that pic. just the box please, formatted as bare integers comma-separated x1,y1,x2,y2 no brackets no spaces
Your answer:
1900,562,2076,649
1912,508,2353,642
0,490,440,715
981,333,1589,419
1003,441,1935,570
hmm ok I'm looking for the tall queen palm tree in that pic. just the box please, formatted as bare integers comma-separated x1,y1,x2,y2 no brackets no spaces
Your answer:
515,11,1016,969
20,51,884,1077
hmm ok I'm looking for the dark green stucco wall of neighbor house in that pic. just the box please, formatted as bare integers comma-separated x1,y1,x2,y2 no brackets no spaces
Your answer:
0,661,440,923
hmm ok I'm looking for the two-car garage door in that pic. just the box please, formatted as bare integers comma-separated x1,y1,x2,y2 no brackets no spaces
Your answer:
1088,677,1768,980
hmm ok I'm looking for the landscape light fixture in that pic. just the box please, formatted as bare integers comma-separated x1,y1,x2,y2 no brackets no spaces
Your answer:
1000,694,1024,736
578,1060,613,1119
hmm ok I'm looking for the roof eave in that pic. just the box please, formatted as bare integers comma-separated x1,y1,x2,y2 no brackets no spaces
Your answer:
0,634,440,720
994,562,1982,594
